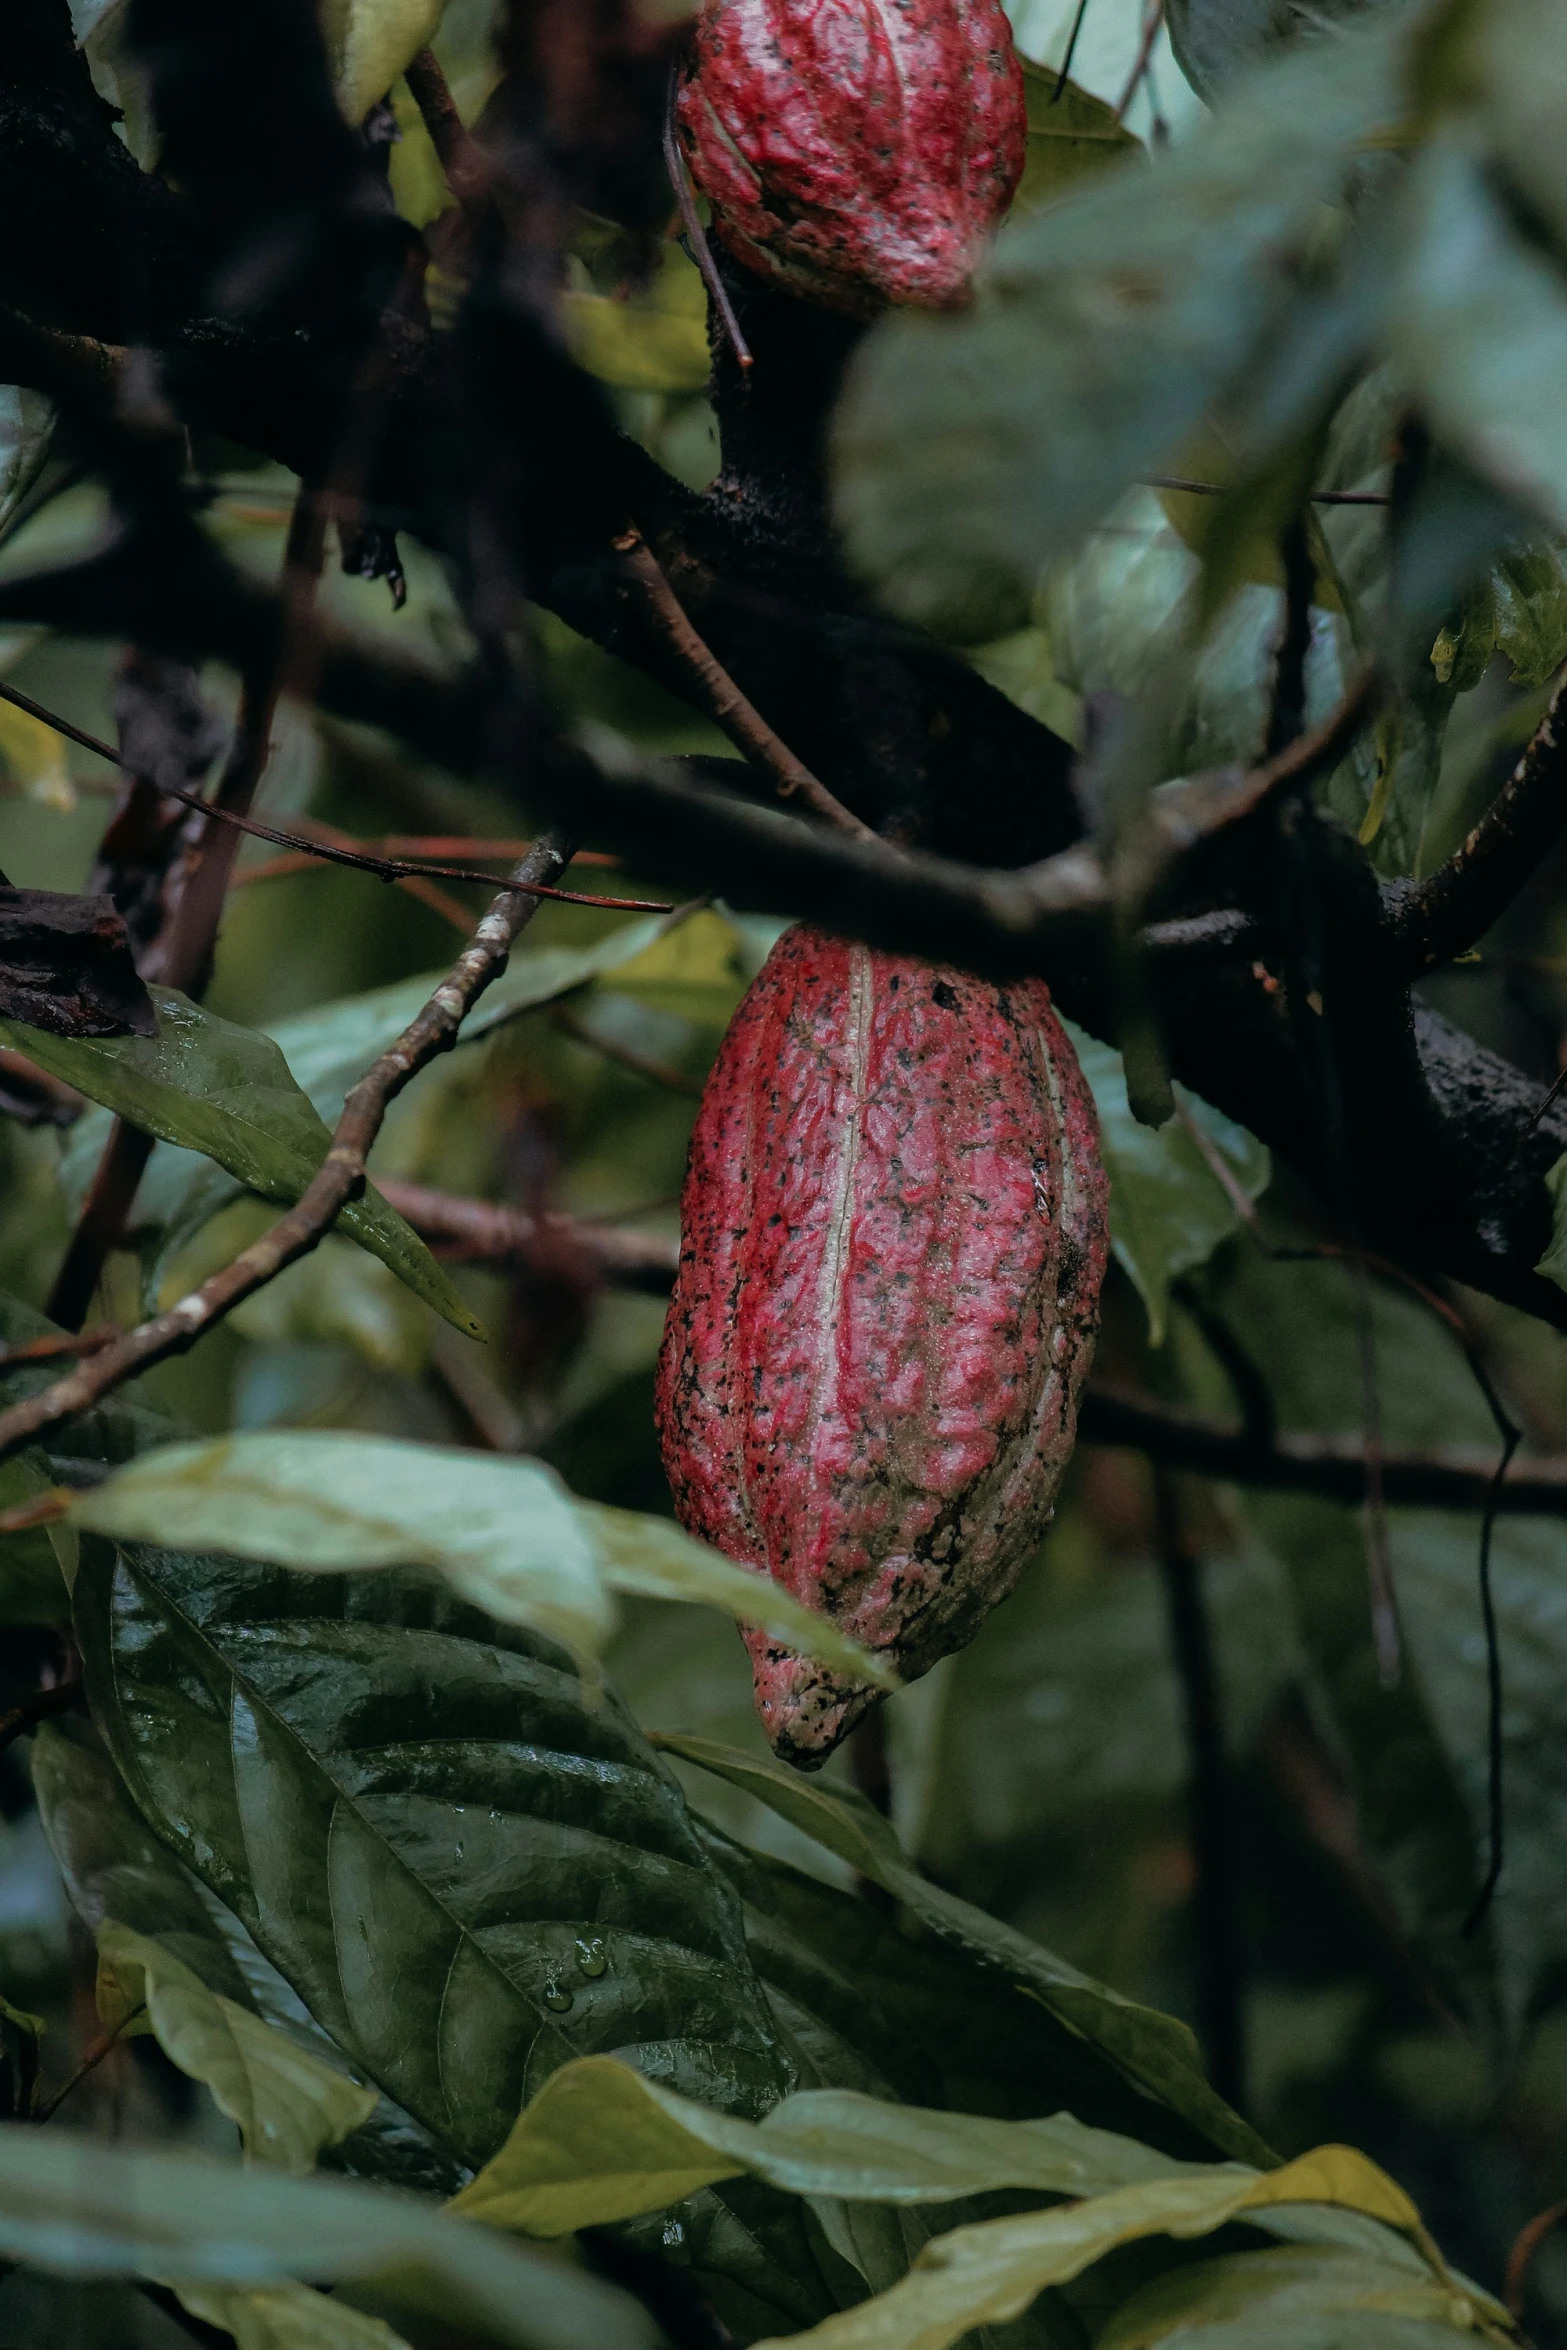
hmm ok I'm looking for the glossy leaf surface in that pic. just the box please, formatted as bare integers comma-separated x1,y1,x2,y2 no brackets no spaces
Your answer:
74,1541,790,2172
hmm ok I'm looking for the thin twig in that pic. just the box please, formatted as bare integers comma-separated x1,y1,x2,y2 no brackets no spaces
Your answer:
613,531,877,841
553,1001,705,1096
32,2007,143,2123
1116,0,1166,120
0,1326,117,1368
663,66,752,373
376,1178,681,1291
1078,1381,1567,1513
0,679,668,912
1506,2201,1567,2319
1146,475,1391,508
0,1489,71,1538
0,835,580,1471
1052,0,1094,99
404,47,489,220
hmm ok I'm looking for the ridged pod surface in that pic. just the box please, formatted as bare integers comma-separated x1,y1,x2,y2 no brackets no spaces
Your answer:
655,926,1108,1767
674,0,1027,316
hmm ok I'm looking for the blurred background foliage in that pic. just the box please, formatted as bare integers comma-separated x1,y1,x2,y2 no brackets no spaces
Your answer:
8,0,1567,2343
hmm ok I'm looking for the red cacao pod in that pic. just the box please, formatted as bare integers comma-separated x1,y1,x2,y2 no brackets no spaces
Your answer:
655,925,1108,1767
674,0,1027,316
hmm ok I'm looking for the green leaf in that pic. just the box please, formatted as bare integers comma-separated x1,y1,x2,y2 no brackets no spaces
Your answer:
652,1736,1271,2168
1063,1021,1269,1345
76,908,692,1283
34,1715,466,2198
0,1447,73,1623
70,1433,892,1684
451,2053,1213,2238
1098,2244,1492,2350
72,1539,790,2172
1390,141,1567,540
173,2281,410,2350
562,244,711,394
0,2122,653,2350
1538,1153,1567,1296
321,0,446,123
1163,0,1393,100
834,21,1399,633
0,988,482,1339
1187,1246,1503,2024
582,1502,897,1688
1013,65,1141,221
0,385,54,546
94,1919,378,2171
1491,539,1567,685
740,2151,1459,2350
694,1820,1210,2155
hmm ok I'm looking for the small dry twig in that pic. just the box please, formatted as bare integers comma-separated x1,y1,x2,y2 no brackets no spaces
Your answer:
613,529,878,842
0,834,580,1471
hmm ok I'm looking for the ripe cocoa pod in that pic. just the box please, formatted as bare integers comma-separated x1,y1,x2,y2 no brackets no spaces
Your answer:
674,0,1027,316
655,925,1108,1767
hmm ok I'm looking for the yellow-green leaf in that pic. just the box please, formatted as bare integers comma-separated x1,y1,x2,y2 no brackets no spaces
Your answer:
95,1923,377,2173
175,2281,410,2350
748,2151,1457,2350
451,2055,1203,2239
70,1436,890,1684
582,1505,898,1691
561,244,710,394
1013,64,1141,221
1098,2245,1491,2350
321,0,447,124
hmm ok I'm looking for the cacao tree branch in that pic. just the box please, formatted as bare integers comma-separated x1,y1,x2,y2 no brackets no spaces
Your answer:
1079,1379,1567,1512
375,1178,682,1293
612,529,877,840
1388,664,1567,971
0,832,579,1470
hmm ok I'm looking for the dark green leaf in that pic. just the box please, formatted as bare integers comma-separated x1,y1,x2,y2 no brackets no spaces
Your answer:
654,1737,1270,2168
73,1541,791,2172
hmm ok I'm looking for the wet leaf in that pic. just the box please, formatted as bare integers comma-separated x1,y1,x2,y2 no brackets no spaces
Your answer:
0,1448,74,1623
562,244,711,394
73,1539,790,2173
0,986,482,1338
94,1919,377,2171
174,2281,410,2350
1098,2243,1489,2350
654,1736,1269,2166
1390,141,1567,540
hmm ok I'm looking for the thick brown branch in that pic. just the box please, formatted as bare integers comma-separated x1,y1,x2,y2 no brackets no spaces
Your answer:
1390,665,1567,971
0,834,579,1471
1079,1379,1567,1512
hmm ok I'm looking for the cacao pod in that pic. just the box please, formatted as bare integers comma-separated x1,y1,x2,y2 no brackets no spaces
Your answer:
655,925,1108,1767
674,0,1027,316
